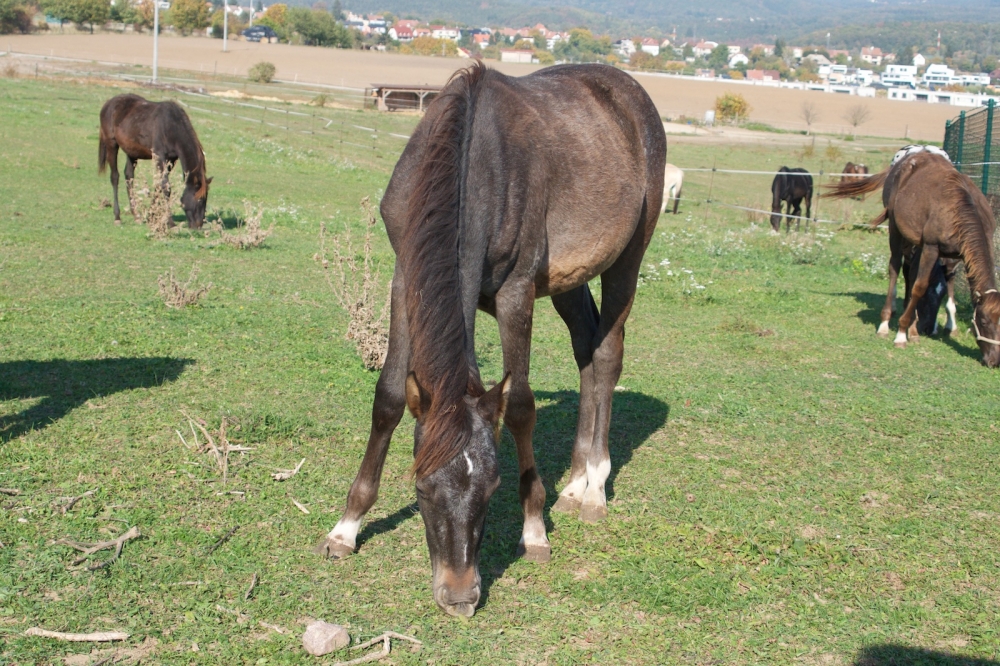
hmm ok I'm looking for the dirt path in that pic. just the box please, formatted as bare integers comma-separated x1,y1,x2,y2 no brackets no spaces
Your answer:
4,33,958,141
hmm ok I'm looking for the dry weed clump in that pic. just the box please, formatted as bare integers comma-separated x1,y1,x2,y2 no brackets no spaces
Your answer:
157,265,213,309
316,197,391,370
221,202,275,249
131,159,178,239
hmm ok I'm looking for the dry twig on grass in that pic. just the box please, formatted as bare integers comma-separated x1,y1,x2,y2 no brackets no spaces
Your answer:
206,525,239,556
271,458,305,481
158,266,212,309
332,632,422,666
56,525,141,571
221,202,275,249
0,488,20,496
316,197,391,371
292,499,310,514
179,412,252,484
60,488,98,514
24,627,129,642
245,572,258,600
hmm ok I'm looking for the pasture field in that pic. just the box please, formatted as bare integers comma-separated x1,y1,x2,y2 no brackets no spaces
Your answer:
2,76,1000,665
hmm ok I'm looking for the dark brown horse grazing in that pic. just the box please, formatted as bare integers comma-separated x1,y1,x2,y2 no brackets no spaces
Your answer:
98,94,211,227
826,150,1000,366
770,167,813,232
316,62,666,617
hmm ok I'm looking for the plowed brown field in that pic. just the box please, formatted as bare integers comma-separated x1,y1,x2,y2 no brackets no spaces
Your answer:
4,33,960,141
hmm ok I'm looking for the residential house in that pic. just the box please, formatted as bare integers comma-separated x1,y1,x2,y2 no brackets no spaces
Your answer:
472,33,490,48
913,53,926,67
389,25,413,41
640,37,660,56
960,72,991,86
881,64,917,87
615,39,636,57
692,40,718,57
500,49,534,63
413,27,432,39
727,45,741,56
860,46,884,66
728,53,749,68
746,69,781,82
923,63,956,86
751,43,775,56
430,25,460,41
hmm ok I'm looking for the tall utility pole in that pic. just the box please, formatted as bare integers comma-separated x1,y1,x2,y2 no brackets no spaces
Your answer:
223,0,228,52
152,0,159,82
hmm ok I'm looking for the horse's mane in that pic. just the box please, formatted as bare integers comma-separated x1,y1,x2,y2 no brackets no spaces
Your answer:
944,170,998,294
161,100,208,195
403,61,488,480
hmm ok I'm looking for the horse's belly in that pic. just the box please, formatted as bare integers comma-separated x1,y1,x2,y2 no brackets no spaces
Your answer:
536,215,638,297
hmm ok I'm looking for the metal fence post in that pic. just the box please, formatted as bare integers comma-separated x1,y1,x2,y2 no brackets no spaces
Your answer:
982,99,995,195
956,110,966,168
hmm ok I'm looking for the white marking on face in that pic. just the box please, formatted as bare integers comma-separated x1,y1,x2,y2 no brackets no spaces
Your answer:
329,518,360,547
464,452,474,475
877,321,890,335
894,330,908,344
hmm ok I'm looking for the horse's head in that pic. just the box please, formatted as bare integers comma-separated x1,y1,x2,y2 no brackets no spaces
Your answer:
181,170,212,229
973,291,1000,368
406,372,509,618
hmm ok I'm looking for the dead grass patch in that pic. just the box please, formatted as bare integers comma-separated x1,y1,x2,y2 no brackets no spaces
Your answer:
157,265,213,309
221,202,275,249
316,197,391,370
131,159,178,239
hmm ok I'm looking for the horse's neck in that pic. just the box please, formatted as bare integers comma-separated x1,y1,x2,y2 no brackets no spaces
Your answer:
177,141,203,178
960,221,998,295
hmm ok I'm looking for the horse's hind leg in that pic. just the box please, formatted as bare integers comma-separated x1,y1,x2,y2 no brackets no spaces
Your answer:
318,267,409,559
106,143,121,223
895,244,939,348
943,262,959,334
551,285,600,516
879,224,903,337
495,280,550,562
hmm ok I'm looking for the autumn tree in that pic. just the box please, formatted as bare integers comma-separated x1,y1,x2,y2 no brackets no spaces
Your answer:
844,104,871,137
800,101,819,135
170,0,209,35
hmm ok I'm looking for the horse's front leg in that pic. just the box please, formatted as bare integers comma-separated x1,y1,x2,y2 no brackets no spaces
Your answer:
895,244,940,348
318,268,409,559
551,285,599,516
943,261,959,334
879,226,903,337
495,279,550,562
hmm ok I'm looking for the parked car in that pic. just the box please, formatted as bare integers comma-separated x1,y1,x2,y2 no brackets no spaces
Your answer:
242,25,277,42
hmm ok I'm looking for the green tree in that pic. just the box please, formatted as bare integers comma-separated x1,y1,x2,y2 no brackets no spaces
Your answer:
45,0,110,32
708,43,729,70
170,0,209,35
0,0,33,33
774,38,785,57
286,7,350,47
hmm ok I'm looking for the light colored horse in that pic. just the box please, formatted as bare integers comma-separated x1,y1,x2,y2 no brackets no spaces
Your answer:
660,163,684,214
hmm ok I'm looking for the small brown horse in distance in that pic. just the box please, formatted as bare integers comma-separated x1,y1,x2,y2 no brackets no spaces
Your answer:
825,150,1000,366
317,62,666,617
840,161,870,200
98,94,211,227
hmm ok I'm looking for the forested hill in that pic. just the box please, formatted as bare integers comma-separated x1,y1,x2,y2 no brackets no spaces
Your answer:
336,0,1000,41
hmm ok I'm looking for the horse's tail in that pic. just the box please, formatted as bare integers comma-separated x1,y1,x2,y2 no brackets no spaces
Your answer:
98,130,108,174
823,167,888,201
868,209,888,228
404,61,487,480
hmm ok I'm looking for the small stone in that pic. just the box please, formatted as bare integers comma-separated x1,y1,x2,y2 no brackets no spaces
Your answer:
302,621,349,656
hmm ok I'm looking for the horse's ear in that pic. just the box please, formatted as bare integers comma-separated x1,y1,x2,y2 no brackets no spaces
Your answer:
207,176,213,185
405,372,432,422
477,372,511,431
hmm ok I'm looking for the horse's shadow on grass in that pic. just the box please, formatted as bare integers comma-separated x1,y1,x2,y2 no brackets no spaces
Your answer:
481,389,669,603
854,643,1000,665
0,357,193,443
834,291,982,362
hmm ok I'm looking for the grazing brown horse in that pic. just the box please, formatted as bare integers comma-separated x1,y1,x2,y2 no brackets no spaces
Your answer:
98,94,211,227
826,150,1000,366
316,62,666,617
840,161,869,200
770,167,813,232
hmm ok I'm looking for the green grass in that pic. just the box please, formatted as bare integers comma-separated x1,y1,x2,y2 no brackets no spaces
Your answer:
2,76,1000,665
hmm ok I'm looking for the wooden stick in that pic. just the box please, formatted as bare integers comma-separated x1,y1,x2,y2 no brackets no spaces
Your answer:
245,572,258,600
62,489,97,514
0,488,20,496
24,627,129,642
271,458,305,481
206,525,239,555
292,499,310,514
333,632,422,666
57,526,141,568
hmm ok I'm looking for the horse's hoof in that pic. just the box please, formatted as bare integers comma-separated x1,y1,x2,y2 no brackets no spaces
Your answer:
551,495,582,514
894,340,907,349
579,504,608,523
114,218,122,226
314,537,354,560
516,543,551,563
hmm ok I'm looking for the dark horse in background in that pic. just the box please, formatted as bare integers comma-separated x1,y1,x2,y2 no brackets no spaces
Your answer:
905,250,960,337
98,94,211,227
826,149,1000,366
770,166,813,232
316,62,666,617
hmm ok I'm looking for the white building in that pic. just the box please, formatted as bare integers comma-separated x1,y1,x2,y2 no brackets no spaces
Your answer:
640,38,660,56
881,64,917,87
860,46,884,66
430,26,460,41
923,63,956,87
913,53,926,67
692,40,718,58
728,53,749,68
960,73,991,86
615,39,636,57
500,49,534,63
887,88,996,106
